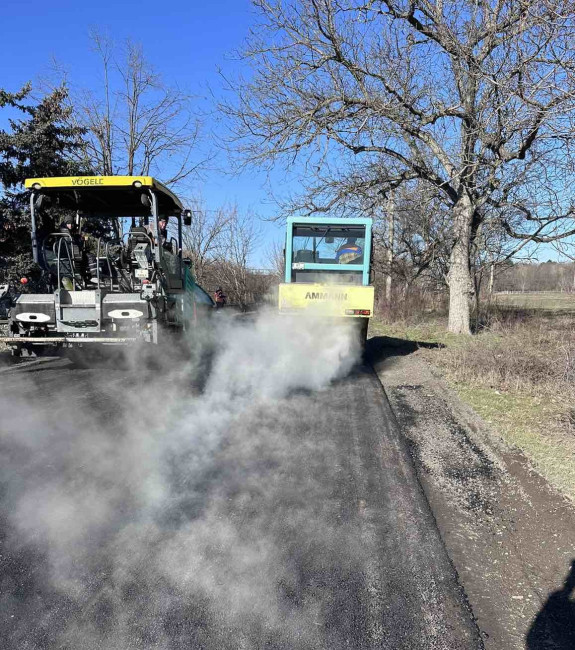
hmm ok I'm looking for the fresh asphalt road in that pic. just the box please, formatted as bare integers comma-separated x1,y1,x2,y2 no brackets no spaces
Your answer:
0,354,483,649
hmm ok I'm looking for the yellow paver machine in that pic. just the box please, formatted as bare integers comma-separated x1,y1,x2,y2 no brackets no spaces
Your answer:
4,176,213,356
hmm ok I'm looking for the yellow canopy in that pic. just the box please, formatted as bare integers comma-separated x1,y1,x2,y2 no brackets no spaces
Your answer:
25,176,183,216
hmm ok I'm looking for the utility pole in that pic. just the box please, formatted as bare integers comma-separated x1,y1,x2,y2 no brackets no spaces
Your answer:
488,260,495,299
385,191,395,303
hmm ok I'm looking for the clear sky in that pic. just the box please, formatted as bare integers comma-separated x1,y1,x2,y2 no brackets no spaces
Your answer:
1,0,287,266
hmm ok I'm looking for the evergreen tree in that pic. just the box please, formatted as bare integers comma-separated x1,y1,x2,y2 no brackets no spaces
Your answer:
0,85,89,289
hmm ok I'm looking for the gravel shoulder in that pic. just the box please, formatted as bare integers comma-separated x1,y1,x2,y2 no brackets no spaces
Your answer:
368,336,575,650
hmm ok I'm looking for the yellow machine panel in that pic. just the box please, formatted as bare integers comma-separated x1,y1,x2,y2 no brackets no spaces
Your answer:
278,283,374,317
24,176,182,209
27,175,154,189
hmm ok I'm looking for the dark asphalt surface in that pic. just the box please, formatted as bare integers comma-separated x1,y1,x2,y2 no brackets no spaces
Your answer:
0,353,482,649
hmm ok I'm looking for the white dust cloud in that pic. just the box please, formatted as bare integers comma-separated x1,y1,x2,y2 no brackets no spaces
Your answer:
0,310,362,649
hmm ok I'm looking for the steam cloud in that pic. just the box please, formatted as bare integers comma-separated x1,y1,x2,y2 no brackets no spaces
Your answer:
0,311,362,649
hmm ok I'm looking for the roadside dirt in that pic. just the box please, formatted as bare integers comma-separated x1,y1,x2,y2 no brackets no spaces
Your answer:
368,336,575,650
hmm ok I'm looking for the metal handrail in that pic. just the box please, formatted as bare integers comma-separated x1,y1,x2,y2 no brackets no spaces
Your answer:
94,237,127,292
96,237,102,289
56,235,76,291
104,241,114,290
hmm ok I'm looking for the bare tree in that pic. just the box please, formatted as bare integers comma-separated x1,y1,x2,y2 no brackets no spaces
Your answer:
72,33,205,185
224,0,575,333
371,181,452,298
181,201,230,286
216,208,262,309
179,201,265,308
264,238,285,280
495,260,575,293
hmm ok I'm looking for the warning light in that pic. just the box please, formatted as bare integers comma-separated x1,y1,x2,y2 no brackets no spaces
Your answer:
20,277,28,285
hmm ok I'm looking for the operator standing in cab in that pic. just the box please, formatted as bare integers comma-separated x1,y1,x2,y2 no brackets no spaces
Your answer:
155,216,174,252
59,215,80,241
158,217,168,243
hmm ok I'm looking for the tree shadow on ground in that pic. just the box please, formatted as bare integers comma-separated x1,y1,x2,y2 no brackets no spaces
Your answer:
526,560,575,650
365,335,443,367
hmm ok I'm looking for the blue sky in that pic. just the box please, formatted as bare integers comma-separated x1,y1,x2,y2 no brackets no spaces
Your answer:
1,0,570,265
1,0,286,266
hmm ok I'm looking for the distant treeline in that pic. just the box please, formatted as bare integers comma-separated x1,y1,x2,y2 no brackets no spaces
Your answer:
495,262,575,293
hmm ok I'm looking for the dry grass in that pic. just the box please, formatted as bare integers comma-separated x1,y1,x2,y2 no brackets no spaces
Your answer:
493,291,575,311
371,303,575,501
437,310,575,392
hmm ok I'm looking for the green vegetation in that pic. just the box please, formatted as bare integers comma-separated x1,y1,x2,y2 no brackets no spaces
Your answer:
456,386,575,501
372,302,575,501
0,85,89,288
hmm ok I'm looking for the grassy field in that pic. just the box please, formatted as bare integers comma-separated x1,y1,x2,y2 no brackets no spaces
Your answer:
493,291,575,311
371,300,575,501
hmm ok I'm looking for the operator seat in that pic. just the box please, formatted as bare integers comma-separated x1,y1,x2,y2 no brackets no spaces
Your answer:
295,249,315,263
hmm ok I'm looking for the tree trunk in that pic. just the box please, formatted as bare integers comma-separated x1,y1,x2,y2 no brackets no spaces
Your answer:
473,270,482,320
447,199,473,334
